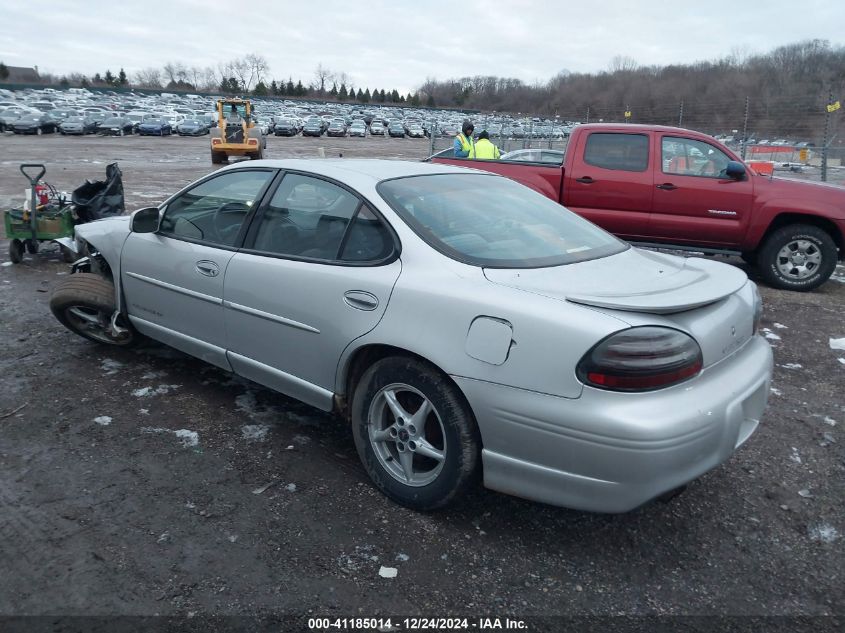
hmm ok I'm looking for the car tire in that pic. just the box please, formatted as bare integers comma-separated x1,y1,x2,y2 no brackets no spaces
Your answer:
351,356,481,510
9,239,24,264
25,239,39,254
757,223,837,291
50,273,138,347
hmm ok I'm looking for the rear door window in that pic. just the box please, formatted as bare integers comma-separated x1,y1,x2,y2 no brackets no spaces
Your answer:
583,133,649,172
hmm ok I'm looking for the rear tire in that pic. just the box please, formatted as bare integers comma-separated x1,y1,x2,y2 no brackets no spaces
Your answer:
25,239,39,254
50,273,138,346
9,239,24,264
757,224,837,291
351,356,481,510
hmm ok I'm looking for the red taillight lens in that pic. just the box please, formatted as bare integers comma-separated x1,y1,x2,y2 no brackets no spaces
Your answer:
577,326,703,392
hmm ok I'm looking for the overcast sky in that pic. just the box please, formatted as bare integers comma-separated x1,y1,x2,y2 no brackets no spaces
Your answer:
1,0,843,94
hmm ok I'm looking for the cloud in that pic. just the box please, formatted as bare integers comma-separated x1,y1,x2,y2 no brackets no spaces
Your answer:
3,0,843,94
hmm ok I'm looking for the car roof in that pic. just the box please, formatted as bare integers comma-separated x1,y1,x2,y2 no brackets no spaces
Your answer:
219,158,480,185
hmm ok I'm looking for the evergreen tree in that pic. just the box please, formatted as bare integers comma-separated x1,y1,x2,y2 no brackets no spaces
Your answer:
390,89,400,103
104,69,115,85
0,61,8,81
118,68,128,85
93,72,103,84
329,82,338,98
357,88,364,101
253,81,268,96
363,88,371,103
338,83,348,101
426,94,435,108
295,80,305,96
348,85,355,101
270,80,278,95
286,78,295,95
379,89,386,102
59,76,70,89
81,76,90,88
410,92,421,107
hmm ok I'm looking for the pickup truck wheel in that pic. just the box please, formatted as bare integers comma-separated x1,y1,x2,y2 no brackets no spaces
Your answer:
351,356,481,511
50,273,138,347
757,224,837,291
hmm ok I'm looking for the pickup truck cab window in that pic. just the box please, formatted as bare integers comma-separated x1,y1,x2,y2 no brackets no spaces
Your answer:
583,133,649,172
159,170,273,247
662,136,731,178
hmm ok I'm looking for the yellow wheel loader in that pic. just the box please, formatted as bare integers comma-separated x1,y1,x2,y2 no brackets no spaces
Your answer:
210,98,266,164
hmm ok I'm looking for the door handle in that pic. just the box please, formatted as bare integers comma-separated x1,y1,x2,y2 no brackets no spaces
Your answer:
575,176,595,184
656,183,678,191
195,260,220,277
344,290,378,311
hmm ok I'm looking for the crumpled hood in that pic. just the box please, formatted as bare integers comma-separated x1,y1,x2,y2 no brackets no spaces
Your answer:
484,248,748,314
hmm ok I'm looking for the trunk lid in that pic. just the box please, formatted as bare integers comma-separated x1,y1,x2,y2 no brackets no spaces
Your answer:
483,248,747,314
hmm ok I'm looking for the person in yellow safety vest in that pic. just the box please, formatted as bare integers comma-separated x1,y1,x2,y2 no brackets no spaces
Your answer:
454,121,475,157
473,130,501,159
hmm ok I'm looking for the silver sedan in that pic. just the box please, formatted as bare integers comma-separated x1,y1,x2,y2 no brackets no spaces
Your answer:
50,159,773,512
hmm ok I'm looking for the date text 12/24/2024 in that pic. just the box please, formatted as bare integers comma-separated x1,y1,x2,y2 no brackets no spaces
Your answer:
308,617,528,630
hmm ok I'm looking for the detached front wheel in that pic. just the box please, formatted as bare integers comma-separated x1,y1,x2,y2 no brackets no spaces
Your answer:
50,273,137,346
757,224,837,291
352,357,480,510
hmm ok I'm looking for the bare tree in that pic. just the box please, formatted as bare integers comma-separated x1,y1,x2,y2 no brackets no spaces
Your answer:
201,66,218,91
230,57,250,91
608,55,638,73
135,67,162,88
245,54,269,91
313,63,332,94
187,66,204,90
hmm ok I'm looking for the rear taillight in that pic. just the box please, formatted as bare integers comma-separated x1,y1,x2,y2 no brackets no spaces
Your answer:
577,326,703,392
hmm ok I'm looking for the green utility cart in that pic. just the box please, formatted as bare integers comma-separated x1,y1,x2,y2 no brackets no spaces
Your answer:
4,164,76,264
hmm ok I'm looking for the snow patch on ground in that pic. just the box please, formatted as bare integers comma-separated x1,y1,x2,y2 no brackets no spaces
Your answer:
101,359,124,375
830,338,845,351
1,262,13,267
241,424,270,442
141,427,199,447
808,524,839,543
132,384,180,397
141,370,167,380
779,363,802,370
789,447,801,464
93,416,112,426
761,328,781,341
773,323,788,329
770,387,782,396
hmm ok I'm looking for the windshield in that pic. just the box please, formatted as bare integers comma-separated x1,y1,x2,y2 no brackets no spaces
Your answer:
378,174,627,268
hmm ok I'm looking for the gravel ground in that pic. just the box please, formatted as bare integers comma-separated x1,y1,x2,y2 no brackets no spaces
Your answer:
0,133,843,628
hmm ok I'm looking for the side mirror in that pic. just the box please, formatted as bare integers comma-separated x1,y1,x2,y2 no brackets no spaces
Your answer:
725,161,746,180
131,207,160,233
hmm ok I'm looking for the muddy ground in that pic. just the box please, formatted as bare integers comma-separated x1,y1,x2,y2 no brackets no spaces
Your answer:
0,133,843,628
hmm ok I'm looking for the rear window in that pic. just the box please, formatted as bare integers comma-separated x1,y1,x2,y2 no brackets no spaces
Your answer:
583,133,649,172
378,174,626,268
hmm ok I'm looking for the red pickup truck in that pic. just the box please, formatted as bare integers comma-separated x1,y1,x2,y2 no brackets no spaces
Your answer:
432,124,845,291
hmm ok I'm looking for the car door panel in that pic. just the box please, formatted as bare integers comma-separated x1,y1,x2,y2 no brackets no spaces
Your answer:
651,135,753,246
122,232,235,369
223,255,401,410
563,131,654,239
119,168,276,370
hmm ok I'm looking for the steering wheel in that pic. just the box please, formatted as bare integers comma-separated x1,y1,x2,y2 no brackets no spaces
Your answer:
212,201,250,244
697,160,717,177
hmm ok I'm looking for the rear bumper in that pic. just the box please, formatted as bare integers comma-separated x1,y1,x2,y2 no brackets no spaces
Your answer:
453,334,773,513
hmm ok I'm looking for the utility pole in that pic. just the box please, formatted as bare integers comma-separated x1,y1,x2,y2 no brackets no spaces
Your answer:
822,88,833,183
741,96,750,161
678,100,684,127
